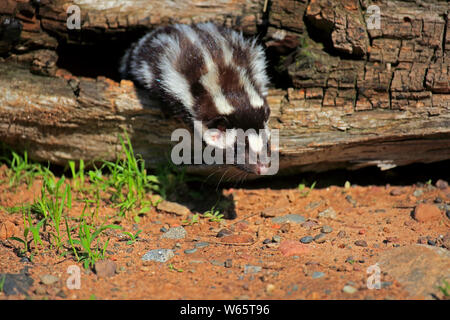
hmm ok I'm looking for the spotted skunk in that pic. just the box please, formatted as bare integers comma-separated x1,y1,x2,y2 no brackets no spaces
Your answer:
119,23,272,175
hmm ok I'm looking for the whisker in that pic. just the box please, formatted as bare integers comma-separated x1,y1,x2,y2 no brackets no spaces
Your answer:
216,167,231,191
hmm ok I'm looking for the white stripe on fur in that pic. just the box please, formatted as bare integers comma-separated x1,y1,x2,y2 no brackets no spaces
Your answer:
175,24,235,115
153,33,195,116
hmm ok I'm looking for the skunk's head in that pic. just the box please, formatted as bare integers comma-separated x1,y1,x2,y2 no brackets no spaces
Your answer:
200,100,272,175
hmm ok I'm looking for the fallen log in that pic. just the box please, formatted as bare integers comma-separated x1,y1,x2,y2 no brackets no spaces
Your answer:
0,62,449,178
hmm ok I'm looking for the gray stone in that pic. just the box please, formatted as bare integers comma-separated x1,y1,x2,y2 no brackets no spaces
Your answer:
300,236,314,244
413,189,423,197
318,207,337,219
142,249,175,262
194,242,210,249
161,226,187,240
184,248,197,254
40,274,59,285
355,240,368,247
272,214,305,224
244,265,262,274
312,271,325,279
0,272,33,296
224,259,233,268
272,235,281,243
321,225,333,233
210,260,224,267
314,233,326,243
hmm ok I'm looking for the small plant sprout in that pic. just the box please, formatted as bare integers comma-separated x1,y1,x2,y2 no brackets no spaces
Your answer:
204,207,224,223
298,180,316,197
168,263,183,273
66,217,122,269
438,279,449,298
122,230,142,245
103,132,159,218
2,150,44,187
32,175,72,252
183,213,200,226
0,275,6,292
68,159,85,191
9,208,46,256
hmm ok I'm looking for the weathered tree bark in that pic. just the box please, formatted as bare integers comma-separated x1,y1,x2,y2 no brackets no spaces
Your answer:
0,0,449,178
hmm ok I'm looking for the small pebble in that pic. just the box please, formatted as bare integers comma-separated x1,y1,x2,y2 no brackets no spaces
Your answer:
390,188,404,196
161,226,187,240
20,257,30,263
321,225,333,233
40,274,59,286
345,195,357,206
313,233,326,243
427,239,436,246
446,210,450,220
224,259,233,268
435,179,448,190
272,214,305,224
317,207,337,220
216,229,233,238
342,285,358,294
263,238,271,244
35,286,47,295
413,189,423,197
142,249,174,263
244,265,262,274
265,284,275,294
94,260,117,278
160,227,168,233
210,260,224,267
434,197,443,204
194,242,210,249
184,248,197,254
337,231,346,238
280,223,291,233
312,271,325,279
301,220,318,229
300,236,314,244
354,240,368,247
272,235,281,243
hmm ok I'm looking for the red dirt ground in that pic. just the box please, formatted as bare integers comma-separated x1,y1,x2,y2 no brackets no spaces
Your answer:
0,164,449,300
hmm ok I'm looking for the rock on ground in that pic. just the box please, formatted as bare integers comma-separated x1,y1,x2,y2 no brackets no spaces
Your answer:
412,204,442,222
279,240,309,257
377,245,450,299
157,201,191,216
142,249,174,263
272,214,305,224
160,226,187,240
40,274,59,285
0,271,33,296
94,260,117,278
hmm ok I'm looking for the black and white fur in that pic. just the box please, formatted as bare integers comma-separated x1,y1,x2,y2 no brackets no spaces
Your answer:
119,23,271,175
